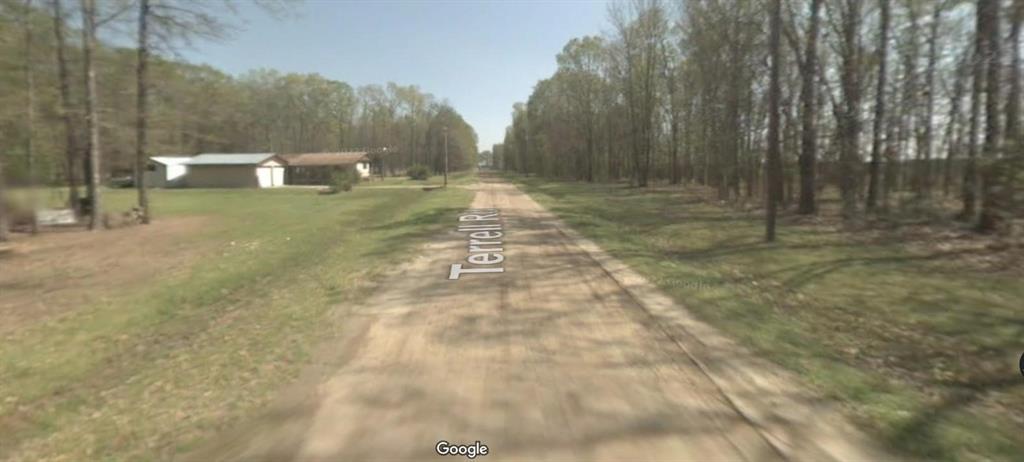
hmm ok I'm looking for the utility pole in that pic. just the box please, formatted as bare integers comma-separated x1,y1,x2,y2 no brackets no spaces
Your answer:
443,125,449,188
135,0,151,224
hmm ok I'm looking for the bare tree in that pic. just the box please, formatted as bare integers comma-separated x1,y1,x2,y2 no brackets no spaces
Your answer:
866,0,890,211
0,131,6,242
798,0,823,215
661,37,682,184
1008,0,1023,145
135,0,239,223
943,46,970,197
494,0,1022,230
837,0,863,218
609,0,666,187
558,37,605,182
24,0,38,234
977,0,1004,232
962,13,984,219
916,2,943,198
52,0,81,212
766,0,782,242
81,0,102,230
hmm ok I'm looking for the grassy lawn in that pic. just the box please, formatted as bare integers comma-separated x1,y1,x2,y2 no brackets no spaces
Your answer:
0,184,472,460
360,170,478,188
509,174,1024,462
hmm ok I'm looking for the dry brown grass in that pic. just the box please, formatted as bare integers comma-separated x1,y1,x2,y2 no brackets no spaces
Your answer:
0,216,212,335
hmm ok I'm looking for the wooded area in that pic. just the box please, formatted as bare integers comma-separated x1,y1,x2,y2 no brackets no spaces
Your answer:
497,0,1024,238
0,0,478,235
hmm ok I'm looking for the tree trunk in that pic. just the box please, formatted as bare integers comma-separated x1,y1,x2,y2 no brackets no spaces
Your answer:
838,0,863,219
135,0,151,224
866,0,889,211
977,0,1004,232
25,0,38,234
663,54,679,184
944,48,970,197
798,0,822,214
766,0,782,242
1006,0,1022,143
586,120,595,182
669,100,680,185
52,0,81,212
0,131,7,241
963,22,984,220
918,3,942,198
81,0,102,230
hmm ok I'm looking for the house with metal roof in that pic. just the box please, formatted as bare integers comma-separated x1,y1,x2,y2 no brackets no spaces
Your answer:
280,152,373,185
145,156,191,188
183,153,286,188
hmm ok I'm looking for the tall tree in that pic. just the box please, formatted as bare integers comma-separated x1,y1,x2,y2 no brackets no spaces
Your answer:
866,0,890,211
943,46,970,197
661,33,683,184
24,0,37,234
52,0,81,211
1007,0,1023,144
837,0,863,218
557,36,605,182
0,141,6,241
610,0,666,187
798,0,823,214
916,2,943,198
766,0,782,242
81,0,102,230
895,2,921,200
977,0,1004,232
962,4,985,219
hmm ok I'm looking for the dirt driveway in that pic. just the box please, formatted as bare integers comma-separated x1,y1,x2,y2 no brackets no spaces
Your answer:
194,177,891,461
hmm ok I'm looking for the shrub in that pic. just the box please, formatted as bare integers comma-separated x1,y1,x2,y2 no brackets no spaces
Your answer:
407,164,430,180
330,166,361,192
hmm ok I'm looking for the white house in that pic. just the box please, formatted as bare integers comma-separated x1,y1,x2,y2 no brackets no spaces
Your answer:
183,153,286,188
145,156,190,188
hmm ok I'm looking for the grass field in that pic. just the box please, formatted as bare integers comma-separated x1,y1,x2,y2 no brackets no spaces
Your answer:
0,183,472,460
360,170,478,188
510,175,1024,462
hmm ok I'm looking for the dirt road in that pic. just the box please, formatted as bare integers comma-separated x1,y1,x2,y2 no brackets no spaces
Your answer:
196,177,889,461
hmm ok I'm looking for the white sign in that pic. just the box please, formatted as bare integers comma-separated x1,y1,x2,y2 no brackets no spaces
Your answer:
36,209,77,226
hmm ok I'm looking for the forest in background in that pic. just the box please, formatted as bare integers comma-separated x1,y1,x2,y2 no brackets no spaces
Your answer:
497,0,1024,237
0,0,477,194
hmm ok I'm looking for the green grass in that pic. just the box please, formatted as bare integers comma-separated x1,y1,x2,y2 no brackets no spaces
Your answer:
361,170,478,188
509,174,1024,462
0,185,472,460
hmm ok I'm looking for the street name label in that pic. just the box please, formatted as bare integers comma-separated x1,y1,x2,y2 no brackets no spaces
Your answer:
448,208,505,280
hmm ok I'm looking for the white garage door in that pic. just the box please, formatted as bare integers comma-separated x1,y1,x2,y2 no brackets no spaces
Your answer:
272,167,284,186
257,165,285,188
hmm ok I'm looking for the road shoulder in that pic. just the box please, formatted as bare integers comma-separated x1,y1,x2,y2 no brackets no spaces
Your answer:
511,180,895,461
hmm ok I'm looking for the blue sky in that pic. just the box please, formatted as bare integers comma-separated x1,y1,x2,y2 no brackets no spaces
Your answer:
176,0,612,151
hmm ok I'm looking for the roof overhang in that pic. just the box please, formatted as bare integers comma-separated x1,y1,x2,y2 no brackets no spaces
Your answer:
281,152,370,167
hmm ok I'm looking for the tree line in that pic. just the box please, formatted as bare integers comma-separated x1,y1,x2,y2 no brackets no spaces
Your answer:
496,0,1023,239
0,0,478,237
